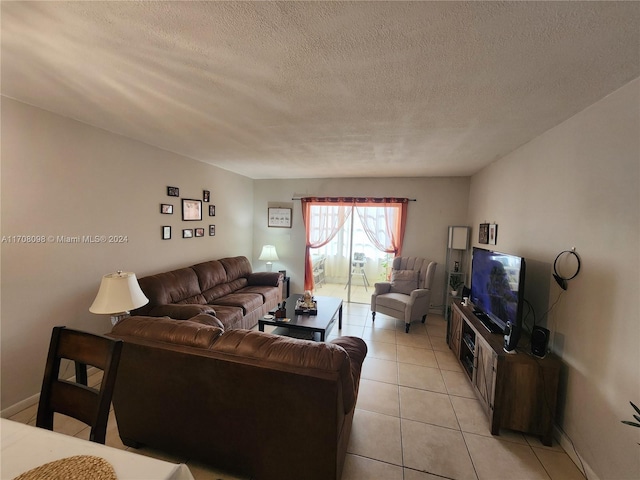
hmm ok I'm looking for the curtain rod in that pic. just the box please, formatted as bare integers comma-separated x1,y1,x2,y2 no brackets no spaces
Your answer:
291,197,416,201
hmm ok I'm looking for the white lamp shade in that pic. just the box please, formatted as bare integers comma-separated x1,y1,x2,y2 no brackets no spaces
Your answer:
89,271,149,314
258,245,279,262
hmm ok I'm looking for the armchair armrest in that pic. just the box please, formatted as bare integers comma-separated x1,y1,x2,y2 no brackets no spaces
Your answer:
373,282,392,296
409,288,430,300
148,304,217,320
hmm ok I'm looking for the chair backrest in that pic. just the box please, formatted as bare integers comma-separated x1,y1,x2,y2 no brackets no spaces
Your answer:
391,257,437,290
36,326,123,444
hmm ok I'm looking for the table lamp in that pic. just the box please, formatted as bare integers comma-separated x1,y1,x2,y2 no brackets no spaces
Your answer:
258,245,279,271
89,271,149,325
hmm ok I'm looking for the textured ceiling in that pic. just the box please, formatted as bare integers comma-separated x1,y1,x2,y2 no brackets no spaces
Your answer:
2,1,639,179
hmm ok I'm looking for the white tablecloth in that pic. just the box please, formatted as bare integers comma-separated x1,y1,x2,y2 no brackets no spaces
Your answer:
0,419,194,480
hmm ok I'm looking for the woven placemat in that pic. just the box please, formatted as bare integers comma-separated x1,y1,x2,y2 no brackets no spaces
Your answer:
13,455,117,480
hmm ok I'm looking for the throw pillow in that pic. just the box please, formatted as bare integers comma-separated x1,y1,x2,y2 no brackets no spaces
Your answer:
390,269,419,295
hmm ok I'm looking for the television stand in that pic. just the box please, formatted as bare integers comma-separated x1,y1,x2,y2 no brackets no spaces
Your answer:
472,310,504,334
449,301,561,446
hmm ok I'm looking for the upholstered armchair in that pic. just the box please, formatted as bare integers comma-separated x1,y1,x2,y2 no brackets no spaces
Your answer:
371,257,437,333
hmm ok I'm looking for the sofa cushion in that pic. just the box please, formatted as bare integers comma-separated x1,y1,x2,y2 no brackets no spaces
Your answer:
112,316,223,349
238,285,280,305
206,304,244,329
213,293,263,315
389,269,418,295
201,283,234,304
191,260,228,292
135,267,206,315
220,256,253,282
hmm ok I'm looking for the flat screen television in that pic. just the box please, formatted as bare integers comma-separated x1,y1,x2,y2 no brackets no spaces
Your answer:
470,247,526,334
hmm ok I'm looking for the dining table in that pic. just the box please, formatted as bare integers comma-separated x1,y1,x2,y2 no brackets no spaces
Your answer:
0,418,195,479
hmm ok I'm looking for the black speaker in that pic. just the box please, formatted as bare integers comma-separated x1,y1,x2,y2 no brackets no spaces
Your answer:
531,326,550,358
503,321,521,353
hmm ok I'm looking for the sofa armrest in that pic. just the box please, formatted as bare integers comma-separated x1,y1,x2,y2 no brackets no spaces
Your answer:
329,336,368,413
247,272,281,287
148,304,217,320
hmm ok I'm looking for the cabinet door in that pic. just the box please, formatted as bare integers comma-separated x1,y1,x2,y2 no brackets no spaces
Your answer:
473,340,497,419
449,307,463,359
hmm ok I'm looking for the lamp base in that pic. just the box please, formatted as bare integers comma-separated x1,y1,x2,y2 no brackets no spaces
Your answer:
265,262,273,272
110,312,130,326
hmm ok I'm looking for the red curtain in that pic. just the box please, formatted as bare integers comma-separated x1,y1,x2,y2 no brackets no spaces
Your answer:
301,197,409,291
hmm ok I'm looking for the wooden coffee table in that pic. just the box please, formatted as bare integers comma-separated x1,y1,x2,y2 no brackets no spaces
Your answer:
258,294,342,341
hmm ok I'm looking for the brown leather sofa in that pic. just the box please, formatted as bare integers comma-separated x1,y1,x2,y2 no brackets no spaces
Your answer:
132,256,281,330
108,316,367,480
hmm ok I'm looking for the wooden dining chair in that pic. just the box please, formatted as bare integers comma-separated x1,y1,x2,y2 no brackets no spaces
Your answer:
36,326,123,444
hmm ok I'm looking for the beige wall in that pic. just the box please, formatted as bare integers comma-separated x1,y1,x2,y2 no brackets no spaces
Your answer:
251,177,470,306
468,78,640,479
1,98,254,410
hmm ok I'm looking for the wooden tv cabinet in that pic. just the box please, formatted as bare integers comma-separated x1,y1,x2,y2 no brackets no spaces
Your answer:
449,301,561,446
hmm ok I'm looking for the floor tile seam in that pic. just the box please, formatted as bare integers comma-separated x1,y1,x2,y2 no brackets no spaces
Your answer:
530,446,566,480
345,452,405,470
402,465,457,479
397,382,449,396
461,430,549,479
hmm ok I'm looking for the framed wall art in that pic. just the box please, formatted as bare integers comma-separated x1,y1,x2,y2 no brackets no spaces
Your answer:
167,186,179,197
162,226,171,240
203,190,210,202
183,229,193,238
489,224,498,245
195,228,205,237
209,205,216,216
160,204,173,214
268,207,292,228
209,225,216,236
479,223,489,244
182,199,202,221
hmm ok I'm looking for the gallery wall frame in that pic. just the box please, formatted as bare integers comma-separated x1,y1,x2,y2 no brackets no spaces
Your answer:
183,229,193,238
479,223,489,244
160,204,173,214
182,199,202,221
489,224,498,245
162,226,171,240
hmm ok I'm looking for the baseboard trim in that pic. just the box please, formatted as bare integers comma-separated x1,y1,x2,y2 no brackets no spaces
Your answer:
554,424,599,480
1,366,100,419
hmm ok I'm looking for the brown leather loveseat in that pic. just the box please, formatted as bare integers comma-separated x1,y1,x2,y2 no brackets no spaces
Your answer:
108,316,367,480
133,256,281,330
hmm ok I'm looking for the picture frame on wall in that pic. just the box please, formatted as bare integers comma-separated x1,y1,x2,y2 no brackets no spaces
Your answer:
162,226,171,240
167,186,179,197
268,207,292,228
203,190,210,202
183,229,193,238
195,228,205,237
209,205,216,216
182,199,202,221
479,223,489,244
209,225,216,236
160,204,173,214
489,224,498,245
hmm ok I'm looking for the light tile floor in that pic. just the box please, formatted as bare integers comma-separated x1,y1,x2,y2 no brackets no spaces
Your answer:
8,302,586,480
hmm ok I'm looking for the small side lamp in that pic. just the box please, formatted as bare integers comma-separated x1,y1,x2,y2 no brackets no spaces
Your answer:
258,245,279,272
89,271,149,325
